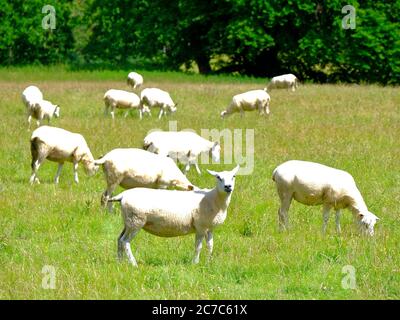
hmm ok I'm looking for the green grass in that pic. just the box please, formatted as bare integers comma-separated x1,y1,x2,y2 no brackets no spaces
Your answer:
0,67,399,299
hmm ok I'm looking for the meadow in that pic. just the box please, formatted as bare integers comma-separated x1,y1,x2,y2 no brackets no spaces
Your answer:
0,66,399,299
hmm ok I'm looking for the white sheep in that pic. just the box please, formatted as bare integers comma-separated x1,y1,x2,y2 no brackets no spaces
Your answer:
143,131,221,175
103,89,150,119
220,89,270,118
267,74,299,92
272,160,379,235
127,72,143,90
30,99,60,127
140,88,177,119
108,165,239,266
94,148,196,211
30,126,98,184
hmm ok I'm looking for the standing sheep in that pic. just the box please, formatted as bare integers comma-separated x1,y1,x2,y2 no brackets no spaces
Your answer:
220,89,270,118
143,131,221,174
140,88,177,119
94,148,196,211
267,74,299,92
127,72,143,90
30,126,98,184
103,89,150,119
108,165,239,266
30,99,60,127
272,160,379,235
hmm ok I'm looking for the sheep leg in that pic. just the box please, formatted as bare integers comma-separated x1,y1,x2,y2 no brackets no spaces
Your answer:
184,163,190,174
322,205,331,234
123,110,129,118
73,161,79,184
335,210,342,234
27,115,32,129
102,181,121,212
54,163,64,184
206,230,214,259
158,109,163,119
29,159,42,184
265,101,270,115
119,228,141,267
194,162,201,175
278,192,292,231
117,227,126,260
193,233,205,264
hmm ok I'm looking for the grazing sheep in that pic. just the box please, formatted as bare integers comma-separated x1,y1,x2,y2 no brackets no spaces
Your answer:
108,165,239,266
94,148,196,211
220,89,270,118
272,160,379,235
267,74,299,92
140,88,177,119
30,99,60,127
103,89,150,119
143,131,220,175
30,126,98,184
127,72,143,90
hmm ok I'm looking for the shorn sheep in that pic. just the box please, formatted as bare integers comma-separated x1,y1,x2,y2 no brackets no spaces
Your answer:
30,126,97,184
22,85,59,128
103,89,150,119
267,74,299,92
30,99,60,127
94,148,196,211
140,88,177,119
272,160,379,235
143,131,221,175
108,165,239,266
220,89,270,118
127,72,143,89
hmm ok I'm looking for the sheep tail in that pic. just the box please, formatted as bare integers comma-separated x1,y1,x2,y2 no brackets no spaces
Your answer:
272,167,277,182
108,194,123,202
30,137,40,170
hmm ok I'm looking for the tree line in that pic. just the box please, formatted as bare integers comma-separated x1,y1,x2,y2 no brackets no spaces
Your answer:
0,0,399,84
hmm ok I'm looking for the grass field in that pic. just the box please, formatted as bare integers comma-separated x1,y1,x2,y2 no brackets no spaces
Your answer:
0,66,399,299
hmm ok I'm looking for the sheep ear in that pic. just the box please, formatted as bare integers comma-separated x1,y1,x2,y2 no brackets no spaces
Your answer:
207,169,218,177
232,165,240,174
358,213,364,219
213,141,219,147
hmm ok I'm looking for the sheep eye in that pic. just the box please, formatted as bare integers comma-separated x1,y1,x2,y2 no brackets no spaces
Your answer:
216,175,222,181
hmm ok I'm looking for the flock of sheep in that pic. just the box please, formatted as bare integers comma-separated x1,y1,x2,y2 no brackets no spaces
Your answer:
20,72,379,267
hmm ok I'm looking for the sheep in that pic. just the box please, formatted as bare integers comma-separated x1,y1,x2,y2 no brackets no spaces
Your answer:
108,165,239,266
21,86,44,128
127,72,143,90
140,88,177,119
272,160,379,235
143,131,220,175
267,73,299,92
30,99,60,127
94,148,196,212
103,89,150,119
220,89,270,118
30,126,98,185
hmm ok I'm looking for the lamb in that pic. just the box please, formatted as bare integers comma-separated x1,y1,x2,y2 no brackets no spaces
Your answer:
108,165,239,266
220,89,270,118
143,131,221,174
272,160,379,235
267,74,299,92
127,72,143,90
103,89,150,119
94,148,196,211
140,88,177,119
22,86,59,128
30,126,98,184
30,99,60,127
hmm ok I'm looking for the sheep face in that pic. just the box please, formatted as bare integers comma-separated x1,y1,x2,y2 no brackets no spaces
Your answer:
220,111,228,118
358,212,379,236
211,142,221,163
207,165,239,194
84,161,98,176
168,104,177,113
